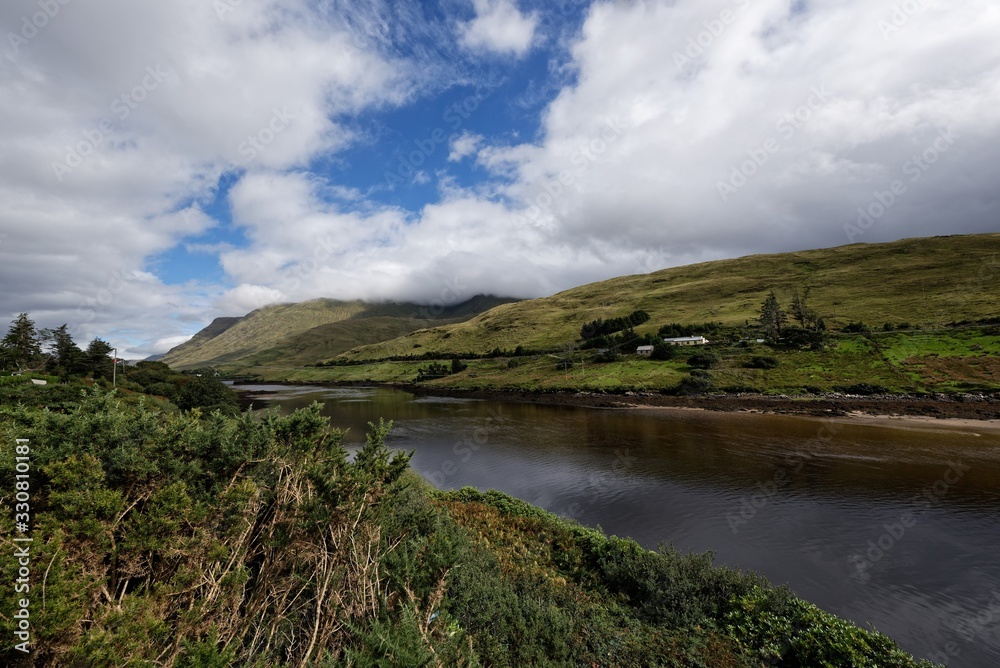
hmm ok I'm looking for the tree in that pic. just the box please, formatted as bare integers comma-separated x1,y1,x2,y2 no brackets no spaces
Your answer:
51,324,86,376
85,338,114,380
790,288,818,329
1,313,42,371
176,376,239,414
650,342,677,361
759,291,787,341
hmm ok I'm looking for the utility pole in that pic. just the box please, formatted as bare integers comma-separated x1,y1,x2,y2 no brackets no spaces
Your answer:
112,348,117,387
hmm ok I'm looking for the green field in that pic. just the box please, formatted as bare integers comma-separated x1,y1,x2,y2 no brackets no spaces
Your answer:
338,234,1000,362
167,235,1000,395
240,327,1000,396
162,295,516,370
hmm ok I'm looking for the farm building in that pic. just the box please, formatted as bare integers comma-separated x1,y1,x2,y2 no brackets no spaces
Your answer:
663,336,709,346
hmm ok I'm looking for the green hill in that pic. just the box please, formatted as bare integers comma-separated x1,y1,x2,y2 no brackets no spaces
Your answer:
162,296,518,370
340,234,1000,361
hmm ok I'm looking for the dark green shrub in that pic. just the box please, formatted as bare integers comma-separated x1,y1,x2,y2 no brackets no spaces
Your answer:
746,355,779,369
687,351,721,369
834,383,891,395
593,350,620,363
650,342,677,361
843,321,872,334
678,370,714,395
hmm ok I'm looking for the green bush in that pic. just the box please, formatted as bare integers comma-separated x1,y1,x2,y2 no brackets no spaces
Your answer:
746,355,779,369
834,383,891,396
678,370,715,395
687,351,722,369
650,342,678,360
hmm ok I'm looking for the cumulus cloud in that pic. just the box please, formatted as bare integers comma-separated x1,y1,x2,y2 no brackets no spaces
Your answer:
0,0,414,356
457,0,539,58
448,131,484,161
498,0,1000,258
2,0,999,358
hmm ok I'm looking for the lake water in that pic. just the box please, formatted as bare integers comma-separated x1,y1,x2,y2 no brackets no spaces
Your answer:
242,384,1000,667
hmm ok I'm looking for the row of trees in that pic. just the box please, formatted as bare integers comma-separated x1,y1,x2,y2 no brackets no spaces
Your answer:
0,314,118,379
758,289,825,342
580,310,650,340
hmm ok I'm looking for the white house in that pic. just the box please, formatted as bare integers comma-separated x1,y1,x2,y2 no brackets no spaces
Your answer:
663,336,709,347
636,345,655,357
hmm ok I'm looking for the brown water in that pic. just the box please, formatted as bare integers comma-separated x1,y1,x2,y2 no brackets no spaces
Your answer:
244,385,1000,667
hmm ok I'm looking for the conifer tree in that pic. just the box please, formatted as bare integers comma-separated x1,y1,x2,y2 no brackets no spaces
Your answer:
1,313,42,371
759,291,787,340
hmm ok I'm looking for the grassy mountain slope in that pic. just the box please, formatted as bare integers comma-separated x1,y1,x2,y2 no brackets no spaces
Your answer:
162,300,370,368
341,234,1000,361
163,296,518,370
233,316,467,368
157,316,241,362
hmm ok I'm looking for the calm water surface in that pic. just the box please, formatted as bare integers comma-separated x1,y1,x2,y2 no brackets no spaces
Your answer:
243,385,1000,667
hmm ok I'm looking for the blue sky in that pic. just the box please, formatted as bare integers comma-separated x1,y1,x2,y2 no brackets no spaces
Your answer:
1,0,998,356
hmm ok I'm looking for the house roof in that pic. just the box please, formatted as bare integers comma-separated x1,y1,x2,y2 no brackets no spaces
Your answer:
636,345,655,351
663,336,707,342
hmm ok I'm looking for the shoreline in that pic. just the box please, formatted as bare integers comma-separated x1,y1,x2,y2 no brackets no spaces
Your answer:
234,380,1000,424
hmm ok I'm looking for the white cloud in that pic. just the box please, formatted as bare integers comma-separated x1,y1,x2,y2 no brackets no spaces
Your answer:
448,131,484,161
0,0,415,357
495,0,1000,257
457,0,539,58
3,0,999,359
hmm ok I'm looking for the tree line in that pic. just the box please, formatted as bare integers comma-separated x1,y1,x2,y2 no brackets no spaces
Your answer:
580,310,650,340
0,312,239,413
0,313,117,379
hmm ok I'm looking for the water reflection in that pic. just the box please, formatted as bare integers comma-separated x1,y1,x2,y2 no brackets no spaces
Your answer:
243,385,1000,667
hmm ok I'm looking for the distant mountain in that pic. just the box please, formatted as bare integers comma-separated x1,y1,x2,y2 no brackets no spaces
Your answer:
161,296,518,370
341,233,1000,360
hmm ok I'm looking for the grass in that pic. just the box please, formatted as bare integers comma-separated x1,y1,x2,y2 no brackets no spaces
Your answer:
339,234,1000,361
166,234,1000,396
164,296,516,370
244,327,1000,396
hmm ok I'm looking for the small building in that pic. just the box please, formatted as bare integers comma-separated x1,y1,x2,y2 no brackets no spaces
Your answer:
636,345,655,357
30,379,47,386
663,336,709,347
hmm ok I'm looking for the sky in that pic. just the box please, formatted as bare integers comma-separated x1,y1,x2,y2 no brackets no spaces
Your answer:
1,0,998,358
